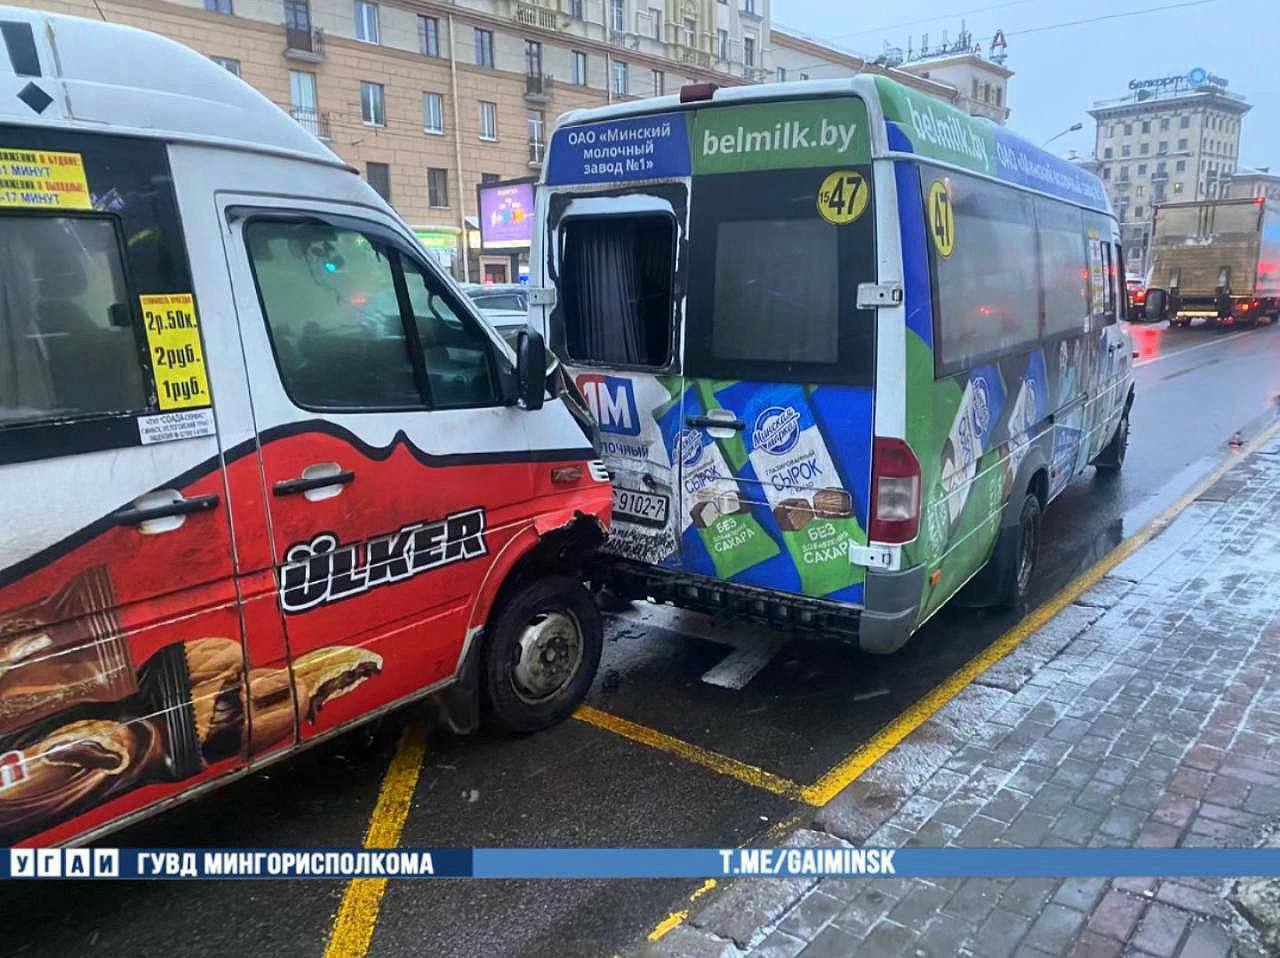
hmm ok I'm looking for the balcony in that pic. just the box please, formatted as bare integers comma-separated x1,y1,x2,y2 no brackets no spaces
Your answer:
512,0,559,31
525,73,554,102
672,43,710,70
528,140,545,168
289,105,331,141
284,25,324,62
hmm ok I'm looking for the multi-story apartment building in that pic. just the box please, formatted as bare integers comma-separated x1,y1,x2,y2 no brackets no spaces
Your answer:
1229,168,1280,203
14,0,1011,279
1089,70,1250,273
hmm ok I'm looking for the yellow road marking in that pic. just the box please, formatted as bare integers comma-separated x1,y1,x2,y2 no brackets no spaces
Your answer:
573,704,804,800
802,417,1280,806
647,879,718,941
323,723,428,958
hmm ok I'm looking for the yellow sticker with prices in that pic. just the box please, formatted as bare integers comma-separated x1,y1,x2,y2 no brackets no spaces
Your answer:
816,170,869,225
141,294,212,410
927,180,956,258
0,147,91,210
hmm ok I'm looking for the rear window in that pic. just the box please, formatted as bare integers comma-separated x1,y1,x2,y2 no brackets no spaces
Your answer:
686,167,875,385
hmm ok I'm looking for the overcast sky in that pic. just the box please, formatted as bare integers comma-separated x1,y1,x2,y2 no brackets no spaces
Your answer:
776,0,1275,170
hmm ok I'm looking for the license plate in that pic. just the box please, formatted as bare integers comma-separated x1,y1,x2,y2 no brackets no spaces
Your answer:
613,487,669,527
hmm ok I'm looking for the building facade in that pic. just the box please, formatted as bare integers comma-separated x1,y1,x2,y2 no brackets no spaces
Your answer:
1229,169,1280,202
1089,72,1250,273
14,0,1011,279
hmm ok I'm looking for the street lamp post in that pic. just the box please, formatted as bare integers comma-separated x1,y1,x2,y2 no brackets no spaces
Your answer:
1042,121,1083,149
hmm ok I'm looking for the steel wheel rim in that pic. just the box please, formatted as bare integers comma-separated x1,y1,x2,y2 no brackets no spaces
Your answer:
1016,513,1038,597
511,609,583,703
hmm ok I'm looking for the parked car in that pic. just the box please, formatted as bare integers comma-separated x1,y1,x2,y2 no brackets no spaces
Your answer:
462,283,528,345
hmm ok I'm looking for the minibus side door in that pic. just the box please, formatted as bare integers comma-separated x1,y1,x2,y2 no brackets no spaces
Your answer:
221,197,531,743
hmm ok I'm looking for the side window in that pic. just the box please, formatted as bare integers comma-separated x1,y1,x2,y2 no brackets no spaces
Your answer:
1114,244,1128,321
559,214,674,368
245,220,421,409
0,215,147,426
402,265,499,408
1035,199,1088,340
926,167,1038,374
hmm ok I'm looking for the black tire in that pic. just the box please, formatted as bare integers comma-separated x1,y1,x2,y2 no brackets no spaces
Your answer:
1094,410,1129,475
994,493,1042,610
481,575,602,734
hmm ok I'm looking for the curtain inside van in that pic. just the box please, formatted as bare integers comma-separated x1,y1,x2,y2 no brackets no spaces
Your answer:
561,217,672,367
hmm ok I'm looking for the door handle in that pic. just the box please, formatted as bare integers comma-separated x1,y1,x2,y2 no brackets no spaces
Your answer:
686,414,745,431
114,493,219,525
273,470,356,496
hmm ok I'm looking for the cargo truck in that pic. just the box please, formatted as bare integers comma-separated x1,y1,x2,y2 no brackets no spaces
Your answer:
1144,197,1280,327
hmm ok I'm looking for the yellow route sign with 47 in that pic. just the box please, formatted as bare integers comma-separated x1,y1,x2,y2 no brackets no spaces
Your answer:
816,170,869,225
140,293,212,410
927,179,956,257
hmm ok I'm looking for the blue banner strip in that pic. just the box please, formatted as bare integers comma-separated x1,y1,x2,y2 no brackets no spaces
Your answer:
6,847,1280,879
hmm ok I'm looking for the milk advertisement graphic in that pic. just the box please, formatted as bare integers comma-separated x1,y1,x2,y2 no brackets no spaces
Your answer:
727,383,863,598
668,390,778,579
939,366,1004,525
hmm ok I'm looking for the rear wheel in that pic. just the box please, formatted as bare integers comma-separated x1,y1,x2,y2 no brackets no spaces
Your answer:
482,575,602,734
995,493,1042,610
1094,410,1129,475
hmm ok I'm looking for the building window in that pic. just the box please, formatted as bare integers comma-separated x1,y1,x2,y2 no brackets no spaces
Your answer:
204,0,233,13
427,168,448,208
776,66,786,82
481,172,500,184
354,0,379,43
1107,124,1114,137
474,28,494,67
1156,160,1167,173
1103,147,1113,159
1136,185,1145,197
716,29,728,60
528,109,545,164
1137,163,1146,175
611,60,628,95
994,86,1002,107
366,161,390,201
1141,120,1150,133
1121,145,1131,157
682,18,695,46
360,81,385,126
525,39,543,77
572,50,588,85
743,36,755,68
971,78,979,99
210,56,240,75
1177,137,1188,151
648,8,662,41
568,0,582,17
1208,182,1218,198
1157,140,1167,155
800,72,808,80
1102,167,1111,180
1134,205,1143,217
423,92,444,134
289,70,320,135
982,82,991,103
1119,165,1129,181
1174,181,1184,194
1139,142,1149,155
1160,117,1170,131
609,0,624,32
1123,123,1132,135
742,0,755,12
479,101,497,140
418,15,439,57
651,68,664,95
1180,114,1191,129
1176,159,1187,172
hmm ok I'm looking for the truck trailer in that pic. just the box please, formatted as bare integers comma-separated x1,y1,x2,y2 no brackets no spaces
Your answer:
1146,197,1280,327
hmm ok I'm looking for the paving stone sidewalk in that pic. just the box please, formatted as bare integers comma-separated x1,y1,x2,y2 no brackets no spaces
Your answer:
642,433,1280,958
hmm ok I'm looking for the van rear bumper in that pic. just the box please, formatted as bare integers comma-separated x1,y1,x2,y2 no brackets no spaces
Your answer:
859,563,925,654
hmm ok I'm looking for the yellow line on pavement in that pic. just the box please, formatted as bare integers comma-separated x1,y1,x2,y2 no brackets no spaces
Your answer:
647,879,718,941
801,418,1280,807
323,723,428,958
573,704,804,801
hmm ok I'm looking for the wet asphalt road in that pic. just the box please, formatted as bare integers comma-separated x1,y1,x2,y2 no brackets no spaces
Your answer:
6,318,1280,958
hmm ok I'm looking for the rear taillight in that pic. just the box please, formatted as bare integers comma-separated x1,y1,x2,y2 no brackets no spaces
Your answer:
870,437,921,544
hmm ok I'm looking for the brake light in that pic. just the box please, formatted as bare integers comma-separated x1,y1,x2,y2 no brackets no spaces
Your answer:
1134,290,1146,303
870,437,921,543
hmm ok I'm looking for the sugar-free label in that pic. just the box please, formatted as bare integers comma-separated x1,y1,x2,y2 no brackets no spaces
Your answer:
140,293,211,411
0,147,90,210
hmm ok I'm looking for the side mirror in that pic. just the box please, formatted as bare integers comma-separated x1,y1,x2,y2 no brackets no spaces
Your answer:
517,329,546,411
1145,287,1167,322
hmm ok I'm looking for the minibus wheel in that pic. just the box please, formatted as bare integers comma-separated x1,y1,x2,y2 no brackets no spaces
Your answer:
482,575,602,733
992,493,1041,610
1094,412,1129,474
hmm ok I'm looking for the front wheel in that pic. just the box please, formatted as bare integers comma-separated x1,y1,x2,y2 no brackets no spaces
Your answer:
482,575,602,734
1094,411,1129,475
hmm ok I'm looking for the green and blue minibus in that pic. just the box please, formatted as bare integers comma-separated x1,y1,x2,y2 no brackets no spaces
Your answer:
532,75,1134,653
